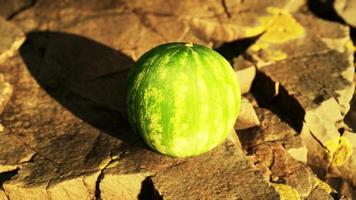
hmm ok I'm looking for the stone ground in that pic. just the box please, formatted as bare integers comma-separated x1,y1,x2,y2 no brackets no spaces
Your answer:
0,0,355,199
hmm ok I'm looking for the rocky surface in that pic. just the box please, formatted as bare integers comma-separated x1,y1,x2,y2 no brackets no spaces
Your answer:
242,8,355,198
235,97,260,130
0,0,355,199
245,10,355,179
334,0,356,27
0,17,25,64
0,0,34,19
234,57,256,94
100,135,279,200
9,0,305,59
237,107,333,199
326,130,356,199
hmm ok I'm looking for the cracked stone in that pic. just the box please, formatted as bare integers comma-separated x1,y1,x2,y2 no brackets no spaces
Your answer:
10,0,304,59
234,57,256,94
237,107,299,149
251,142,332,199
303,98,344,161
99,172,150,200
0,0,354,199
0,126,36,173
0,0,35,19
236,106,331,198
0,50,125,199
0,26,278,199
46,171,100,200
334,0,356,27
0,17,25,64
235,97,260,130
152,139,278,200
95,132,279,200
247,11,355,177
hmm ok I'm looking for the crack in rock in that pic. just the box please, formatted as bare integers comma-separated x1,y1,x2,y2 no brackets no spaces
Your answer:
221,0,231,18
94,151,127,200
6,0,37,20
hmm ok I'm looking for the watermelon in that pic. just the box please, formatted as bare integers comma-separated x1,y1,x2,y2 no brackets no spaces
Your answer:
126,42,241,157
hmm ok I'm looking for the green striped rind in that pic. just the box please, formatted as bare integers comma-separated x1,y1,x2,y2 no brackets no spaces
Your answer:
127,42,241,157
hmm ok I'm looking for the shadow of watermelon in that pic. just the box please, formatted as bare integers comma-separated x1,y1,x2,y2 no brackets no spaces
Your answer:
20,31,139,144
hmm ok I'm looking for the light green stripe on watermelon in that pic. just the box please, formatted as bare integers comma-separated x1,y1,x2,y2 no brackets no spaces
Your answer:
211,50,238,120
203,46,241,135
211,49,241,130
165,48,191,156
157,48,187,155
194,47,227,152
191,49,212,153
126,42,241,157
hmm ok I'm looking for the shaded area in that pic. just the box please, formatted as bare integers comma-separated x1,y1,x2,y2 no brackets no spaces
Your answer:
214,35,261,62
251,71,305,133
327,177,346,199
138,177,163,200
308,0,356,60
20,31,138,143
0,169,19,189
345,95,356,131
307,0,344,23
351,28,356,45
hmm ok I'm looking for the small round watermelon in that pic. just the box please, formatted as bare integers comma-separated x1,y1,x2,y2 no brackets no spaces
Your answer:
126,42,241,157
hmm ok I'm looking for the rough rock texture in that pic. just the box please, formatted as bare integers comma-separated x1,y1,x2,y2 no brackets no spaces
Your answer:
233,8,355,198
327,130,356,199
334,0,356,27
10,0,305,60
238,108,300,150
234,57,256,94
0,0,34,19
235,97,260,130
0,75,13,115
0,4,284,197
0,0,355,199
237,107,333,199
0,17,25,64
100,136,279,200
245,11,355,179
